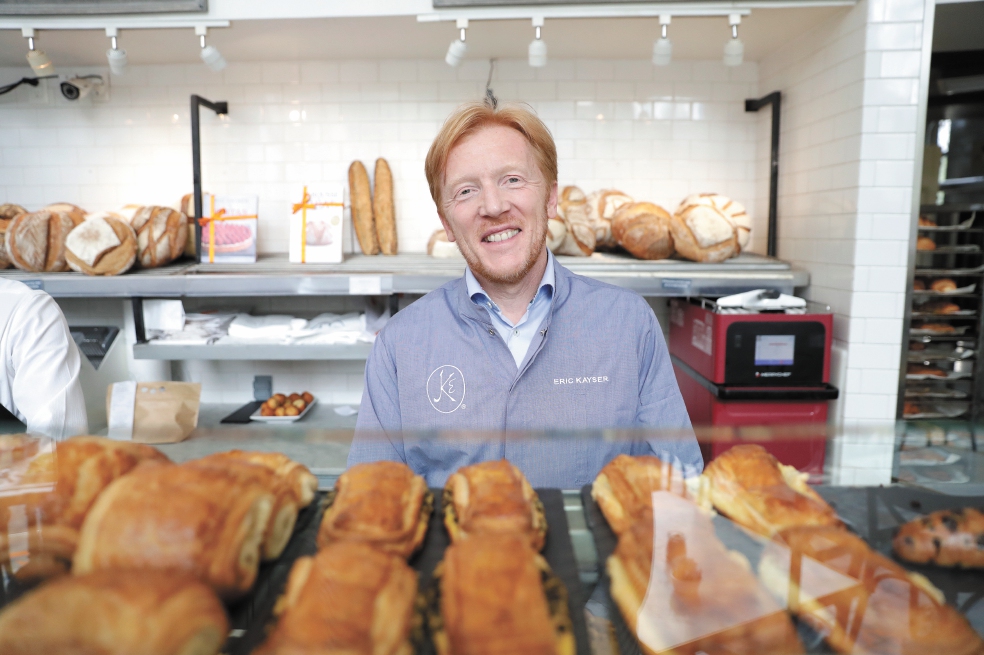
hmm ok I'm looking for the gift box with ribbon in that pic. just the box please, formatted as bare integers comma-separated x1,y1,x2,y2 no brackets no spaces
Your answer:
289,185,344,264
199,194,258,264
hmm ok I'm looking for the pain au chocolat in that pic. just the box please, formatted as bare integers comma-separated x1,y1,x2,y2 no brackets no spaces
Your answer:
74,461,273,600
894,508,984,568
608,492,803,655
0,436,169,580
0,570,227,655
430,532,574,655
318,460,431,558
702,444,842,537
759,525,984,655
591,454,689,536
443,459,547,551
257,542,417,655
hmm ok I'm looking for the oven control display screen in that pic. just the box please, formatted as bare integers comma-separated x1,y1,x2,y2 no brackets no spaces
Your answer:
754,334,795,366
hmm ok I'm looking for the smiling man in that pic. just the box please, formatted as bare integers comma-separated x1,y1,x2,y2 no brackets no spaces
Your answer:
348,97,701,487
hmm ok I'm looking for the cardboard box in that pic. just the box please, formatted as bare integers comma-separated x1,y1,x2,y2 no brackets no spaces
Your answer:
200,193,258,264
290,186,344,264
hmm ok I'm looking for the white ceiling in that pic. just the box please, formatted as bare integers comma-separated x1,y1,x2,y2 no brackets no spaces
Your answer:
0,8,847,69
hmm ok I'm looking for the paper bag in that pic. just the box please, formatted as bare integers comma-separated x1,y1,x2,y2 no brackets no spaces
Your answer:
107,381,201,444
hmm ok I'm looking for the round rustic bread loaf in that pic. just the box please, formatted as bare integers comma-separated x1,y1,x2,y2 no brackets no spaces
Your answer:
176,194,202,257
129,206,188,268
554,185,594,256
612,201,674,260
678,194,752,250
585,189,633,249
44,203,87,224
427,229,462,258
65,213,138,276
0,204,27,269
670,197,740,263
5,210,83,272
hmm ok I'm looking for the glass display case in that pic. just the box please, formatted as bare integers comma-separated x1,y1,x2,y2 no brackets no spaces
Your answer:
1,426,982,655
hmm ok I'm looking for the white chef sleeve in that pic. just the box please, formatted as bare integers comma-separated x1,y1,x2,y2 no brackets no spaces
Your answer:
5,293,88,439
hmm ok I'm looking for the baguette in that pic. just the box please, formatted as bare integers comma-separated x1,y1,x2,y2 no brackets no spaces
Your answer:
349,160,379,255
374,157,398,255
894,508,984,568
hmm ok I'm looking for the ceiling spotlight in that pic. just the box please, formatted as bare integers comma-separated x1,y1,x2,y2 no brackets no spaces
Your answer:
105,28,127,76
652,15,672,66
445,18,468,67
22,28,55,78
196,25,227,73
723,13,744,67
528,17,547,68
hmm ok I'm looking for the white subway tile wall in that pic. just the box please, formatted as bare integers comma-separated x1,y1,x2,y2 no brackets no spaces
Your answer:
0,58,762,256
757,0,928,426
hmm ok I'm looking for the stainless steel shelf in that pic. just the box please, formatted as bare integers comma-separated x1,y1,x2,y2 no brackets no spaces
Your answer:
132,342,373,361
0,252,809,298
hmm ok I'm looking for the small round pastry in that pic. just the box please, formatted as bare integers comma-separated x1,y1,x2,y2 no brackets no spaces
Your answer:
931,278,957,293
917,236,936,251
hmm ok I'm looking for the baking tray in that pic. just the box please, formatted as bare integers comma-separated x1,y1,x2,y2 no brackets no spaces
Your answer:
230,488,590,655
580,484,984,655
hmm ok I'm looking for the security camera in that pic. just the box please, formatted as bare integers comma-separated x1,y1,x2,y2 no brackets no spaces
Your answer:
60,76,103,101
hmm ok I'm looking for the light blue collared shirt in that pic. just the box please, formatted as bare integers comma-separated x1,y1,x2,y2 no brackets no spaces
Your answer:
465,251,555,368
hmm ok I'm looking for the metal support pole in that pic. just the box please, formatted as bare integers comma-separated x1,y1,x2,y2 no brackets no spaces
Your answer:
132,297,146,344
190,95,229,262
745,91,781,258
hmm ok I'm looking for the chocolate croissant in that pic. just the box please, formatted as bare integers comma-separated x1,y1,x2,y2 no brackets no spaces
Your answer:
894,508,984,568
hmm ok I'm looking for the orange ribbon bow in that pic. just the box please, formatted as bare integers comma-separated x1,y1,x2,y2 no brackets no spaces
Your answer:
198,197,257,263
292,186,343,263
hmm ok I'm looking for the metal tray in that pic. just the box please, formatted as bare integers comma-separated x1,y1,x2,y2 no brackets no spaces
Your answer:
230,488,591,655
580,484,984,655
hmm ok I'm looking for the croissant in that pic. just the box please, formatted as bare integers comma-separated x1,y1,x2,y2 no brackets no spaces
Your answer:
318,460,431,558
74,462,273,600
0,436,169,580
611,201,674,260
0,570,228,655
443,459,547,551
759,525,984,655
702,444,842,537
256,542,417,655
608,493,803,655
183,455,299,560
591,454,689,536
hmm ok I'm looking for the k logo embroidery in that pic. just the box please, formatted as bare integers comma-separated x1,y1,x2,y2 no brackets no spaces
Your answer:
427,365,465,413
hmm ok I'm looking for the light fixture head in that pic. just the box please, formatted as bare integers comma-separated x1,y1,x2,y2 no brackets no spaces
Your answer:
445,18,468,67
105,28,127,76
653,15,672,66
196,25,226,72
23,29,56,77
528,17,546,67
723,14,743,66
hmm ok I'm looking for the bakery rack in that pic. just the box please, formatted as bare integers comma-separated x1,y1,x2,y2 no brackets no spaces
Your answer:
903,205,983,424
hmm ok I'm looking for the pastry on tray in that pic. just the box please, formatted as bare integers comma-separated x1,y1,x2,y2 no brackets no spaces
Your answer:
74,461,273,600
702,444,842,537
443,459,547,551
0,570,228,655
913,322,956,334
917,236,936,251
591,453,689,536
919,216,937,227
932,278,958,292
894,508,984,568
256,542,417,655
428,532,574,655
759,525,984,655
198,449,317,506
608,492,804,655
183,454,299,561
0,436,169,581
907,363,947,377
903,401,922,416
318,460,431,558
920,300,961,315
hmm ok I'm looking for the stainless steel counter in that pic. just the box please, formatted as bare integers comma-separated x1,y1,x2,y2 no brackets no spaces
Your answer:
0,252,809,298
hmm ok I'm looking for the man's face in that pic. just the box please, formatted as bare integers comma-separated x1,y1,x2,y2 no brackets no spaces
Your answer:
440,125,557,286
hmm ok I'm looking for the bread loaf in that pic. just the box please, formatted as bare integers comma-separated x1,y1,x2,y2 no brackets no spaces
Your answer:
129,206,188,268
349,161,379,255
44,202,87,224
374,158,397,255
65,213,138,276
546,216,567,253
586,189,633,249
611,201,674,260
555,185,594,256
4,210,83,272
0,203,26,269
678,193,752,250
670,198,739,263
428,228,461,258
